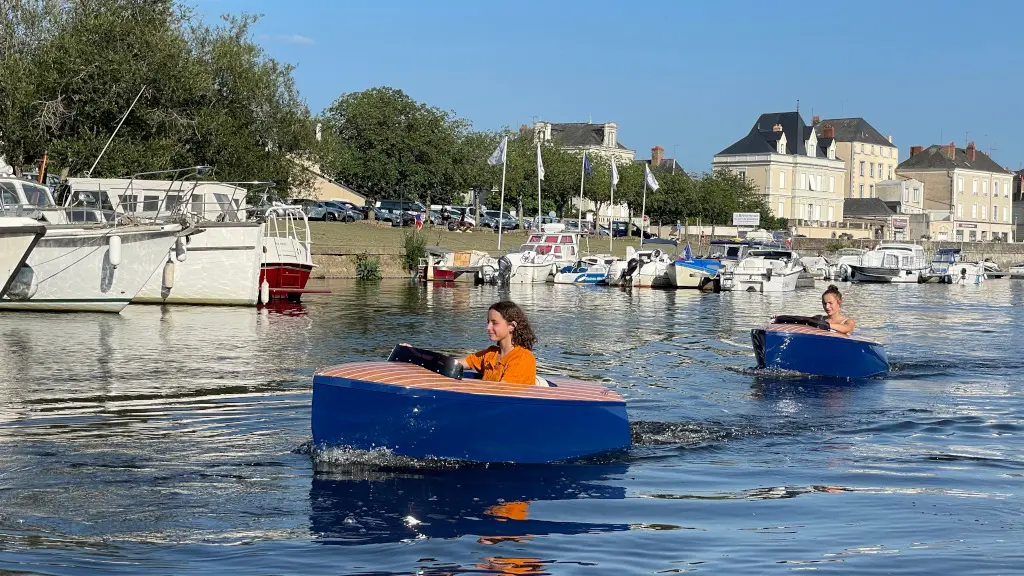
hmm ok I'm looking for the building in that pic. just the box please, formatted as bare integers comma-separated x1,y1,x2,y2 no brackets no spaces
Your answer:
813,117,898,199
289,158,367,205
875,177,925,214
635,145,684,174
533,121,636,163
1013,170,1024,241
713,111,847,226
896,142,1014,242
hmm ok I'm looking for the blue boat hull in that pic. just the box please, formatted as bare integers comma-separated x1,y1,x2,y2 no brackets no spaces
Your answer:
311,374,631,464
751,326,888,378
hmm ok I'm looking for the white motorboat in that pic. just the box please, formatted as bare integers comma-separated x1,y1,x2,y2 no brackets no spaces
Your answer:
498,225,579,284
1009,263,1024,279
849,242,928,283
0,217,47,299
552,254,615,285
621,246,673,288
0,223,183,312
64,177,275,306
724,248,804,292
0,177,184,312
258,203,327,302
827,248,865,281
799,255,831,280
922,248,986,284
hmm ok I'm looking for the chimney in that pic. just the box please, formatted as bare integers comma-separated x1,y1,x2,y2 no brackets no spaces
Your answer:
947,141,956,160
822,124,835,139
910,145,923,157
772,124,783,132
812,115,820,125
519,124,529,134
967,141,976,161
603,122,618,147
651,145,664,167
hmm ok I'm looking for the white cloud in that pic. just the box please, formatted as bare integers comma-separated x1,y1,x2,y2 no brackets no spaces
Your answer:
277,34,314,45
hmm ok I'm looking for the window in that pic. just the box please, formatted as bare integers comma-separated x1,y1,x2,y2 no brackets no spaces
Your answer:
973,179,978,195
1006,208,1011,222
1005,181,1009,198
777,200,784,218
859,161,865,176
983,181,988,196
870,184,875,197
969,230,977,241
981,205,987,219
191,194,204,215
164,194,181,213
859,143,864,153
913,188,920,202
829,176,835,192
738,169,746,180
0,185,17,207
828,205,834,221
903,189,909,203
958,177,964,193
23,184,53,206
799,173,807,189
814,205,821,220
808,174,815,191
870,163,875,178
888,166,893,179
118,194,137,212
957,203,963,217
992,206,998,221
859,184,864,198
816,175,822,191
994,182,999,197
779,171,786,189
143,195,159,212
972,204,978,218
981,231,988,241
956,230,964,241
871,145,876,155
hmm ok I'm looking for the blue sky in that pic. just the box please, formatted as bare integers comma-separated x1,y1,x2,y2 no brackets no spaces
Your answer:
194,0,1024,172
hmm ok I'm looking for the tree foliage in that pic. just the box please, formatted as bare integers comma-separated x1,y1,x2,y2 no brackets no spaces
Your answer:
0,0,314,197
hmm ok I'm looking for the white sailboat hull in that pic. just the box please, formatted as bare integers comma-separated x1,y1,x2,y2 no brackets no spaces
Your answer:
0,224,181,312
134,223,263,305
0,218,46,298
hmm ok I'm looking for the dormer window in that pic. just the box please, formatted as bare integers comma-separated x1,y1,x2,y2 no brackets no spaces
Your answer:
777,133,787,154
806,131,817,158
827,141,836,160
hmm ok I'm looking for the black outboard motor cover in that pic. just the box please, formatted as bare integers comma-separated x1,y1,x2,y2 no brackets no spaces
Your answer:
751,328,766,368
388,345,464,379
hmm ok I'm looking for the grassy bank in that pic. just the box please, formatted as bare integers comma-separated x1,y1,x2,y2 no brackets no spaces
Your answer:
310,221,656,259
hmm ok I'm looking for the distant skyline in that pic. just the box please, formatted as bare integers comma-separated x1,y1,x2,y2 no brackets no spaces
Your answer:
195,0,1024,172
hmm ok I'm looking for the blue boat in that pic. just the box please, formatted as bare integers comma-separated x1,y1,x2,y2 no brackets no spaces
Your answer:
750,316,888,378
311,346,631,464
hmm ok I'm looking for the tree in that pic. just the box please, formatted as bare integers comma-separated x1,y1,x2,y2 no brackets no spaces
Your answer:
319,87,465,206
0,0,315,199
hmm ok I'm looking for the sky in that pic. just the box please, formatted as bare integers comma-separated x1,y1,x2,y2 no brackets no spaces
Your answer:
194,0,1024,173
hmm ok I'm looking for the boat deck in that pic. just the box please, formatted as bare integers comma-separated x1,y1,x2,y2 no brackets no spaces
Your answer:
767,323,878,344
316,361,624,403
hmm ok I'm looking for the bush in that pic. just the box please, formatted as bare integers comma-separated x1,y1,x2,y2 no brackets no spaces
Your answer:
823,240,845,252
355,251,381,281
402,229,426,271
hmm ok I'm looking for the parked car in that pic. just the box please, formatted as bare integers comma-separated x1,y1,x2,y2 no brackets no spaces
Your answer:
328,200,369,219
484,210,518,230
304,201,349,222
324,201,364,222
597,221,657,239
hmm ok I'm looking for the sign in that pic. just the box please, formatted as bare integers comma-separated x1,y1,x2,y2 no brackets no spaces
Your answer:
732,212,760,226
956,222,977,229
892,217,908,229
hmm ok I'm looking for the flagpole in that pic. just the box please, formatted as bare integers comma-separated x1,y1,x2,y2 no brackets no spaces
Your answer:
536,142,542,231
577,152,586,227
609,178,615,254
640,177,647,249
497,137,508,250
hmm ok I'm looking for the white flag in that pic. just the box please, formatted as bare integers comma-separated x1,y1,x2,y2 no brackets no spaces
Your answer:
536,142,545,180
644,164,660,191
611,156,620,188
487,136,507,166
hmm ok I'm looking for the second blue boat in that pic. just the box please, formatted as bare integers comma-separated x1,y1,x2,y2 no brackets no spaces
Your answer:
751,316,888,379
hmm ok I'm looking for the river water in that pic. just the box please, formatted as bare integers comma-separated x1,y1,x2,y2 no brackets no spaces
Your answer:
0,279,1021,574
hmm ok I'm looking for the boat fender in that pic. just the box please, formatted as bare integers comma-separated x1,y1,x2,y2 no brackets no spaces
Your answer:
175,237,187,262
5,265,38,300
108,235,122,268
260,280,270,304
772,315,830,331
162,258,175,290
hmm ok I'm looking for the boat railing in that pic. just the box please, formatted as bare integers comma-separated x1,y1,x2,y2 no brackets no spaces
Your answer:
261,202,311,262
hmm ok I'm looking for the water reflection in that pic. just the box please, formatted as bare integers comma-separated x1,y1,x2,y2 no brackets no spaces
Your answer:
309,463,630,545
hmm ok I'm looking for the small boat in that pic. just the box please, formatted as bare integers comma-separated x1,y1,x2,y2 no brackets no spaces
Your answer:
849,242,927,283
498,224,579,284
311,345,630,464
551,255,614,284
668,242,722,290
259,203,331,302
922,248,985,284
750,315,888,378
724,247,804,292
828,248,865,281
1009,263,1024,279
419,247,498,284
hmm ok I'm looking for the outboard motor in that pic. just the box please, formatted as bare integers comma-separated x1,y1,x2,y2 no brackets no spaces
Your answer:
497,255,513,285
623,257,640,285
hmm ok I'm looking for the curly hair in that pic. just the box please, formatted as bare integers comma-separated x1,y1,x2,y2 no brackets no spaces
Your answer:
489,300,536,351
822,284,843,302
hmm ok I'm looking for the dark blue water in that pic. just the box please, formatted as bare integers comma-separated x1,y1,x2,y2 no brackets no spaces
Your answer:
0,280,1021,574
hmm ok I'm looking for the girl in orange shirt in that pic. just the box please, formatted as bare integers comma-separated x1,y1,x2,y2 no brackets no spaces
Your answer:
459,301,537,385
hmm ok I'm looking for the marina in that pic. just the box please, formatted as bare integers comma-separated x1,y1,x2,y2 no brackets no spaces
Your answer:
0,280,1020,574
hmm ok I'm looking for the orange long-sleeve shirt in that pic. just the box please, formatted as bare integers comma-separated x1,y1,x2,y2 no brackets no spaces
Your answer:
463,346,537,385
